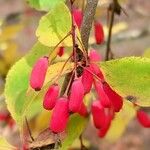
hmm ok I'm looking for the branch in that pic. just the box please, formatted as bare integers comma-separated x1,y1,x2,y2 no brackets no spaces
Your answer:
105,3,115,61
81,0,99,52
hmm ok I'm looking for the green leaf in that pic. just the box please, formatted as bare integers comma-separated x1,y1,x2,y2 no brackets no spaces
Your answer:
5,42,50,125
4,42,72,127
61,114,88,150
0,137,15,150
100,57,150,107
27,0,66,11
36,2,72,47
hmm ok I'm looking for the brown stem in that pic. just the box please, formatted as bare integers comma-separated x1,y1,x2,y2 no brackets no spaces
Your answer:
105,2,115,61
25,117,34,142
81,0,99,51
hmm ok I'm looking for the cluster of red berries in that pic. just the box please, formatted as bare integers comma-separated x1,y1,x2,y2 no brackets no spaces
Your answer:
29,8,150,138
29,48,123,137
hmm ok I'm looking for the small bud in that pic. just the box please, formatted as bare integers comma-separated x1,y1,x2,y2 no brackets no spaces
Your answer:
82,66,94,94
103,82,123,112
94,21,104,44
57,46,64,57
137,110,150,128
50,97,69,133
89,49,101,62
30,57,48,91
98,114,112,138
43,84,59,110
73,9,83,28
92,101,106,129
78,103,88,117
94,81,111,108
69,79,84,113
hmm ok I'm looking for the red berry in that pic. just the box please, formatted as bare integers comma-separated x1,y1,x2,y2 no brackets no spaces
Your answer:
91,63,104,80
82,66,94,94
73,9,83,28
137,110,150,128
30,57,48,91
98,114,112,138
57,46,64,57
94,21,104,44
69,79,85,113
78,103,88,117
43,84,59,110
103,82,123,112
0,113,8,121
92,101,106,129
89,49,102,62
94,81,111,108
50,97,69,133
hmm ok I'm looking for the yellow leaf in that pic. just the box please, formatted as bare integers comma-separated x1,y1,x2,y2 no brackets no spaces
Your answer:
0,23,24,42
105,101,136,142
0,137,15,150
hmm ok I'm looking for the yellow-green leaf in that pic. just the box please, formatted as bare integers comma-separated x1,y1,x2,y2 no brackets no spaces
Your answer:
106,101,136,142
100,57,150,107
0,137,15,150
36,2,72,47
27,0,66,11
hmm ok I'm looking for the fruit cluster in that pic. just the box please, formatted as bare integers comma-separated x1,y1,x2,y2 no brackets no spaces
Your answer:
29,47,123,137
29,8,150,138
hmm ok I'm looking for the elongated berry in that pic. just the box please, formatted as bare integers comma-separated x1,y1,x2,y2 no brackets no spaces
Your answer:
98,114,112,138
91,63,104,80
137,110,150,128
94,21,104,44
57,46,64,57
73,9,83,28
82,66,94,94
50,97,69,133
69,79,84,113
89,49,101,62
92,101,106,129
78,103,88,117
30,57,48,91
43,84,59,110
0,113,9,121
103,82,123,112
94,81,111,108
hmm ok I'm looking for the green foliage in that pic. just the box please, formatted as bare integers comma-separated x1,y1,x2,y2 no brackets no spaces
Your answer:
5,40,73,128
61,114,88,150
4,42,50,126
36,2,72,47
100,57,150,107
27,0,66,11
